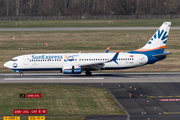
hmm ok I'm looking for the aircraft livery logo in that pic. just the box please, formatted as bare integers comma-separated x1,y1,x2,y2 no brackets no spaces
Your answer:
32,55,63,60
64,55,79,62
13,63,18,68
148,29,168,44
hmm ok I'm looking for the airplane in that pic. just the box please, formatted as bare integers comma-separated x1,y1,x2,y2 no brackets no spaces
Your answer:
4,22,172,76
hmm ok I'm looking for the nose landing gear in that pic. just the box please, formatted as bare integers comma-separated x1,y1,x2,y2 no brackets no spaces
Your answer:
20,72,23,76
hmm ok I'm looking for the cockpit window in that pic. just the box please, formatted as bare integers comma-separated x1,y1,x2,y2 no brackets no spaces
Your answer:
11,59,18,61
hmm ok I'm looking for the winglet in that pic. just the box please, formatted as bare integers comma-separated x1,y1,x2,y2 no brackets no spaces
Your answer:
105,47,111,53
109,49,121,64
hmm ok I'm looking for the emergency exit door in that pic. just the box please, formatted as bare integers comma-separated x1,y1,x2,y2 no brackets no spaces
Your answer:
23,57,28,65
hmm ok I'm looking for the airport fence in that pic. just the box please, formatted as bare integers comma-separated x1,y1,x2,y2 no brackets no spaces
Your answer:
0,14,180,21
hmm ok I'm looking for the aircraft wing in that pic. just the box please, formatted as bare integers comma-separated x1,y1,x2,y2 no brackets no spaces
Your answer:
75,49,121,70
78,61,105,70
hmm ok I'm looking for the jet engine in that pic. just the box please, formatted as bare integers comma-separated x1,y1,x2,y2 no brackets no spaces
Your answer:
62,66,81,74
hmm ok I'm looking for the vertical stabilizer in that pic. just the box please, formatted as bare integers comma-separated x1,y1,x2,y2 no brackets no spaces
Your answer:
132,22,171,54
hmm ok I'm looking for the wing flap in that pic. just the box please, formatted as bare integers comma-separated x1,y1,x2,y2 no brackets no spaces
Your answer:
79,62,105,70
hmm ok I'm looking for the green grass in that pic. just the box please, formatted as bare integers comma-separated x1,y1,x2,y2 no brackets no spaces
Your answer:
43,116,85,120
0,19,180,28
0,84,125,115
0,30,179,51
0,116,85,120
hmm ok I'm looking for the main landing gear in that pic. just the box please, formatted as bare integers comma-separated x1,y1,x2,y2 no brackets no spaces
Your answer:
85,70,92,76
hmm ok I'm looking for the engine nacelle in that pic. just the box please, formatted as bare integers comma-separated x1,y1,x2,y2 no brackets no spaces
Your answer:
62,66,81,74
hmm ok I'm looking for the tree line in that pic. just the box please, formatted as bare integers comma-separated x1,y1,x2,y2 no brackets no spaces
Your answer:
0,0,180,16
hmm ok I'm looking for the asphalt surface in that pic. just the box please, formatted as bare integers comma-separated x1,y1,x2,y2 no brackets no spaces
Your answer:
1,72,180,120
1,72,180,83
0,27,180,31
81,82,180,120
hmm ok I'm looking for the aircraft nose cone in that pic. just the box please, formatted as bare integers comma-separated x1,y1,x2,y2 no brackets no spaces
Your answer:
4,62,10,68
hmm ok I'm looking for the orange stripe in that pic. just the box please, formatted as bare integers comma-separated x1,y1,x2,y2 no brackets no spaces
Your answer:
75,67,81,69
64,55,68,59
64,67,81,70
107,47,110,50
64,55,74,60
134,46,165,52
117,49,121,53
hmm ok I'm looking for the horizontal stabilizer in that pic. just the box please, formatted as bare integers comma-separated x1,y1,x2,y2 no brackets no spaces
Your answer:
153,51,173,57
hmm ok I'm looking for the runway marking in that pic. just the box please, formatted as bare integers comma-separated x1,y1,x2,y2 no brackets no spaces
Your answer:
4,73,62,76
4,78,104,80
164,112,180,114
148,96,180,98
160,99,180,101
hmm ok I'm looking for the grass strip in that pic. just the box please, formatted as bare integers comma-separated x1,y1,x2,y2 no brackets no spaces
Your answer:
0,19,180,28
0,116,85,120
0,84,125,115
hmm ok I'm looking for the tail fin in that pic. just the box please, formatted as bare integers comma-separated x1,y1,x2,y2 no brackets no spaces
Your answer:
130,22,171,54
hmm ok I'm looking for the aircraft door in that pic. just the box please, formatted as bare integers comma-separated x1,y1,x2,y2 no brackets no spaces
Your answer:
23,57,28,65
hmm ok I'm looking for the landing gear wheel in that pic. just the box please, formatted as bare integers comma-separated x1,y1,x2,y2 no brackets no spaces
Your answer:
20,73,23,77
85,71,92,76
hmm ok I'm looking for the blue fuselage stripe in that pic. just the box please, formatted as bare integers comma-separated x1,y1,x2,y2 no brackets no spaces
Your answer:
128,48,166,64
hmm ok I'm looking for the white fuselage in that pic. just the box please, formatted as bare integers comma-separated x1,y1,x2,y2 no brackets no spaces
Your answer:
4,52,148,71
